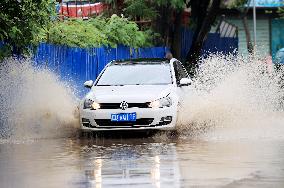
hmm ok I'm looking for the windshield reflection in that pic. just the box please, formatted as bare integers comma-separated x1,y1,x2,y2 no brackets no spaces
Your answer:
96,64,173,86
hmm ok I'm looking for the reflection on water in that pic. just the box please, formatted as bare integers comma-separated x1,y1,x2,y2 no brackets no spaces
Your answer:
152,156,160,188
80,139,179,188
87,155,162,188
94,158,102,188
1,137,284,188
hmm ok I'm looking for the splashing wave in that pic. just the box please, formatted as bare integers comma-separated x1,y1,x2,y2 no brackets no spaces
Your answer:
177,54,284,140
0,58,80,140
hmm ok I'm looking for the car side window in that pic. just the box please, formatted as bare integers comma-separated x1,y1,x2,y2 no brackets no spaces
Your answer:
173,61,188,84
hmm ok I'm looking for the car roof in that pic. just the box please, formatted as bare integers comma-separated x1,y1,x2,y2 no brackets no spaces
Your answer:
111,58,169,65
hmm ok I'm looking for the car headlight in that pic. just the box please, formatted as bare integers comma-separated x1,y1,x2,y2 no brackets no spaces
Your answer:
91,101,100,110
149,97,172,108
83,99,100,110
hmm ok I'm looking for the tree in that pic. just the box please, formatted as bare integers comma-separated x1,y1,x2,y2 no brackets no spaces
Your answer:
226,0,253,54
102,0,123,16
122,0,223,73
123,0,158,22
0,0,54,59
153,0,184,59
240,1,254,54
122,0,184,57
185,0,222,73
45,15,153,48
185,0,252,73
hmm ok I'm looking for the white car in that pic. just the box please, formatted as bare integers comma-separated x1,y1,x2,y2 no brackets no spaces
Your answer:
79,58,192,131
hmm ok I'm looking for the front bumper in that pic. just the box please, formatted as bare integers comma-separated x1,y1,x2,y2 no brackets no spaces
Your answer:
79,106,177,131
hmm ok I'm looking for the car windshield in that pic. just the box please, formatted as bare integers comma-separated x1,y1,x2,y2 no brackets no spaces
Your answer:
96,63,172,86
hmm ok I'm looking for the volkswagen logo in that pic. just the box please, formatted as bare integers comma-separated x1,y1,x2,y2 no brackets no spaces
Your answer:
120,101,128,110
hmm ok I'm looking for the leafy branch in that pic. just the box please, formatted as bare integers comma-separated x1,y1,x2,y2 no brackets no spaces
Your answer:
43,15,154,48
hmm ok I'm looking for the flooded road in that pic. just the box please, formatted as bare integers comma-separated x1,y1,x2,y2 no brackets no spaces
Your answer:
1,56,284,187
1,135,284,188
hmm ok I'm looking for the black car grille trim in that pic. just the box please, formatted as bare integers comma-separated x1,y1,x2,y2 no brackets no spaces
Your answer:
82,118,172,129
94,118,154,127
99,103,150,109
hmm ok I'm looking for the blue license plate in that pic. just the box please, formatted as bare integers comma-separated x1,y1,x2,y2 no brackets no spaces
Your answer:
111,112,137,122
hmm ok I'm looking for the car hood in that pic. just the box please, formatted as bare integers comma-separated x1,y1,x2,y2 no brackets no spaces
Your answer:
86,85,173,103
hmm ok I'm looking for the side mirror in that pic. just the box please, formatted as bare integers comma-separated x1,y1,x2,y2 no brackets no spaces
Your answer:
179,78,192,87
84,80,94,89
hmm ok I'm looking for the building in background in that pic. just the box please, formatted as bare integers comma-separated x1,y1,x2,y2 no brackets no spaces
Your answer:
223,0,284,57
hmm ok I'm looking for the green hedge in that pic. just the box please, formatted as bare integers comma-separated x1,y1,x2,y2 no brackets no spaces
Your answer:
41,15,155,48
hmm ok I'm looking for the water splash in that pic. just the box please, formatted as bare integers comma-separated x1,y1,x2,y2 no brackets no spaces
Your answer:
177,53,284,140
0,58,80,140
1,54,284,141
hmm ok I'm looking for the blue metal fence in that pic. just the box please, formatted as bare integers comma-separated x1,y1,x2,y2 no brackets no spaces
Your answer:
33,44,169,96
32,30,238,97
181,28,238,60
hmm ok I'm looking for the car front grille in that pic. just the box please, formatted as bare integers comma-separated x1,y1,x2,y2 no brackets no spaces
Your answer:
99,103,150,109
94,118,154,127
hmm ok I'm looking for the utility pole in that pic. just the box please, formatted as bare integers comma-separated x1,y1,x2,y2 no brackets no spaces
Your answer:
253,0,257,52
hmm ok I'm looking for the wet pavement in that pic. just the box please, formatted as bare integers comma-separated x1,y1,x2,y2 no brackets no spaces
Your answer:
1,133,284,188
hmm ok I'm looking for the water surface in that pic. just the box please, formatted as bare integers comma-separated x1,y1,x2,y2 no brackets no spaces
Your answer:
1,135,284,188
